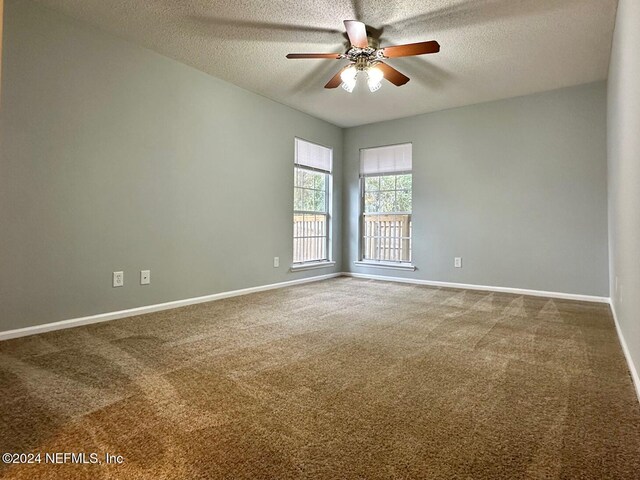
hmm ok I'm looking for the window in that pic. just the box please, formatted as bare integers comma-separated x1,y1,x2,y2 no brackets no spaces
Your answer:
360,143,413,264
293,138,332,264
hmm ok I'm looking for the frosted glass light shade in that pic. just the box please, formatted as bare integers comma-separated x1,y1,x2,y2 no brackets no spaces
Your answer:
367,66,383,92
340,65,357,93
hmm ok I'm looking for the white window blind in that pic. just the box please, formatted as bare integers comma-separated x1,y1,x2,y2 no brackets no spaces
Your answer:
295,138,332,173
360,143,412,176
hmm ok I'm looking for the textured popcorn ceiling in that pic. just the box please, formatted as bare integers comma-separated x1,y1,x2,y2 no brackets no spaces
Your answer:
33,0,617,127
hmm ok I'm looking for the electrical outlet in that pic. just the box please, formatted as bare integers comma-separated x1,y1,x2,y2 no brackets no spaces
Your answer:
273,257,280,268
113,271,124,287
454,257,462,268
140,270,151,285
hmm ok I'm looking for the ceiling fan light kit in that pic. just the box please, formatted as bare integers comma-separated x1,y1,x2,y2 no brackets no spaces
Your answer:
340,59,383,93
286,20,440,93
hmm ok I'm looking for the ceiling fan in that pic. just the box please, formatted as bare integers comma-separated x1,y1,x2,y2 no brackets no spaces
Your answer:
286,20,440,93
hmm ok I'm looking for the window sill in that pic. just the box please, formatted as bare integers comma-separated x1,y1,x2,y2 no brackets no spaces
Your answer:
353,261,416,272
290,261,336,272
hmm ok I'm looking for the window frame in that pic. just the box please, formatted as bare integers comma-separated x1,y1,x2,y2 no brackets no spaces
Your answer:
292,138,333,268
357,143,415,270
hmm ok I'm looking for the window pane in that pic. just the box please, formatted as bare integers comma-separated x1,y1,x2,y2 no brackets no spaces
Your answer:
396,189,411,212
379,191,395,212
380,175,396,191
305,170,319,189
396,174,412,190
300,189,311,211
313,190,326,212
313,171,325,190
307,214,326,236
293,213,328,263
294,168,328,214
294,167,303,188
294,187,304,211
365,176,380,192
293,214,302,237
364,191,379,213
362,214,412,262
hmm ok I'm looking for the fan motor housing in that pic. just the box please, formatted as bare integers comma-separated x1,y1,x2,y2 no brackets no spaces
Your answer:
344,45,385,64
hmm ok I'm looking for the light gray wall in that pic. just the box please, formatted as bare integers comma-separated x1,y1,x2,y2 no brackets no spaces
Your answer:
343,82,609,297
608,0,640,378
0,0,343,331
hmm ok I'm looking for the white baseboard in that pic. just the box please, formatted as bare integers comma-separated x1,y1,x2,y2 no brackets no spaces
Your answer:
609,301,640,404
341,272,610,303
0,273,342,341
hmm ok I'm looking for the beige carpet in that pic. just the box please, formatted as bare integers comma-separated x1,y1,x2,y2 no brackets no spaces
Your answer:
1,277,639,479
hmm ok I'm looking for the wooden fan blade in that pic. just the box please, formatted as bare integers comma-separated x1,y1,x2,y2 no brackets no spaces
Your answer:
377,62,410,86
325,66,350,89
286,53,342,59
344,20,368,48
382,41,440,58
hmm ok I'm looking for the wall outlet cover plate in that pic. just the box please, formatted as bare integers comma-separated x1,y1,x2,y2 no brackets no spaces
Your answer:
113,271,124,287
